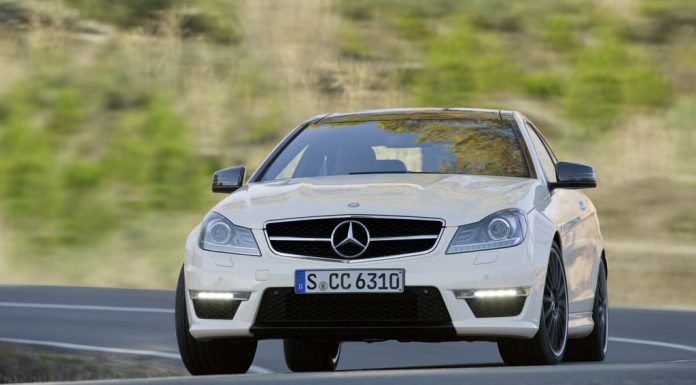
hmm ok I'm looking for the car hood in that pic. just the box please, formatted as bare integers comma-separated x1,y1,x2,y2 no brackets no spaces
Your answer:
213,174,548,229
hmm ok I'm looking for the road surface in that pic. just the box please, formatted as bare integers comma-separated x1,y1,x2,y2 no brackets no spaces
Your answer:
1,285,695,384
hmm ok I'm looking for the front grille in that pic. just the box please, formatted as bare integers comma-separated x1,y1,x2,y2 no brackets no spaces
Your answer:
254,286,451,327
265,216,443,260
465,297,527,318
192,299,240,319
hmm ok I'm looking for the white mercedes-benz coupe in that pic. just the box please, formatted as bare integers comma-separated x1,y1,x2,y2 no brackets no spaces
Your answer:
175,108,608,374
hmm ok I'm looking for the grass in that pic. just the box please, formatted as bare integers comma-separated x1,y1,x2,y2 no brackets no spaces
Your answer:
0,211,203,289
589,177,696,309
607,240,696,309
0,343,186,383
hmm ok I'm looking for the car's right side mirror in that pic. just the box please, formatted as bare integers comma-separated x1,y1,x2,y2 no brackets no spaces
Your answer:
550,161,597,190
212,166,245,193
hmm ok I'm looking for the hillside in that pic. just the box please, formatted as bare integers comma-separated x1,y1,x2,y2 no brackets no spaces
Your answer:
0,0,694,307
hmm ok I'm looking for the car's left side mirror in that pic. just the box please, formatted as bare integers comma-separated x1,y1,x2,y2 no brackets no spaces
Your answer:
550,161,597,190
212,166,245,193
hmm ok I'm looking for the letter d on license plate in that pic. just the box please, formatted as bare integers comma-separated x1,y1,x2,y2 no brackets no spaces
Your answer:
295,269,404,294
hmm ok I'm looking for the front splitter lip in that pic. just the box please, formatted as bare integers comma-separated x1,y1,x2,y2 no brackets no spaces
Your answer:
249,324,458,342
189,320,539,341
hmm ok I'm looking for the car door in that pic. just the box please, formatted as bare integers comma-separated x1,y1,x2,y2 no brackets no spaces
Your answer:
525,122,589,314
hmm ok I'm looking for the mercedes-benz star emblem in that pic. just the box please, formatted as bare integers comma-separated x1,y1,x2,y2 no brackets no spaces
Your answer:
331,220,370,258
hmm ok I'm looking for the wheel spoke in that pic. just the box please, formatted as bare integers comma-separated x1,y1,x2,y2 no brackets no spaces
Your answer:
547,317,556,344
556,314,563,346
554,263,564,292
545,307,554,323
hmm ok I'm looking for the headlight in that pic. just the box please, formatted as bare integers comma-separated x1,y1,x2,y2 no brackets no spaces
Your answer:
447,209,527,254
199,212,260,256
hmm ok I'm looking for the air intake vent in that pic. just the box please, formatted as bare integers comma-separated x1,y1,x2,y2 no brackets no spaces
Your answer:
465,297,527,318
192,299,240,320
254,287,451,327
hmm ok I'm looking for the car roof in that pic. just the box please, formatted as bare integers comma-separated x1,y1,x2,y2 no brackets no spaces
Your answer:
317,108,516,124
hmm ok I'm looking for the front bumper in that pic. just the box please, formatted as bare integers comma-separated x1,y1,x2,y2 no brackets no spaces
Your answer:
184,227,547,341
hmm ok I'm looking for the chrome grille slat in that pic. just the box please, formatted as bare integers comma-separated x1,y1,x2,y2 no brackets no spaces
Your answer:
267,234,439,242
371,235,439,241
265,216,444,261
267,237,331,242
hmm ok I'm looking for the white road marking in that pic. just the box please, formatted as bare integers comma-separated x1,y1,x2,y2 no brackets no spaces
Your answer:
612,306,696,314
660,359,696,364
609,337,696,354
0,302,173,314
0,337,181,359
0,337,273,374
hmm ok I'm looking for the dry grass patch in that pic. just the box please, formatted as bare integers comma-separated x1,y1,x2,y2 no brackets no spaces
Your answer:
0,342,186,383
607,240,696,309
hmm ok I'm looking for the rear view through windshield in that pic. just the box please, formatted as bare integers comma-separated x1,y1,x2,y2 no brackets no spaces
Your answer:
260,119,529,181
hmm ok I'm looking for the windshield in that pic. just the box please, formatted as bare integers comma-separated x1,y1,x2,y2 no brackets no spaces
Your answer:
259,119,529,181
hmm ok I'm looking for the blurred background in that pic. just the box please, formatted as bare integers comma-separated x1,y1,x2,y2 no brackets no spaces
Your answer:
0,0,693,308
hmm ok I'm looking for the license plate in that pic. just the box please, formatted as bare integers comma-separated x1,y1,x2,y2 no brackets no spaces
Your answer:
295,269,405,294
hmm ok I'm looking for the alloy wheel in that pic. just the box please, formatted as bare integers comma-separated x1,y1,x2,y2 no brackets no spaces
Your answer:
543,248,568,356
596,267,609,354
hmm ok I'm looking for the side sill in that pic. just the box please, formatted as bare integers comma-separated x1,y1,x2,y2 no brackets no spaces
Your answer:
568,311,594,338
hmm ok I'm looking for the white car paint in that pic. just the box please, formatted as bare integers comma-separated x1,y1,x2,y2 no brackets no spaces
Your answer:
215,174,544,229
182,109,605,342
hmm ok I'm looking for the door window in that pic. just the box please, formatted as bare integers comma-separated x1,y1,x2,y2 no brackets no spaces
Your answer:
525,123,557,183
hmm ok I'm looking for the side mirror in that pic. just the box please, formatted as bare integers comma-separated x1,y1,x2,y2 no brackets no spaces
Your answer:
550,161,597,190
212,166,245,193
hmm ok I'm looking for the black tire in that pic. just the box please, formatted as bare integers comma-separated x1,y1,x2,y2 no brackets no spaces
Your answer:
497,241,568,365
565,259,608,362
175,266,257,375
283,339,341,372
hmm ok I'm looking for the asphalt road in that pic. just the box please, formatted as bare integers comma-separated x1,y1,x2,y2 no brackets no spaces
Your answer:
1,285,695,384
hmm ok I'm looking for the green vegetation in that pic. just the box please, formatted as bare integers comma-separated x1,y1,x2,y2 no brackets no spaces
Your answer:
0,75,207,249
0,0,694,307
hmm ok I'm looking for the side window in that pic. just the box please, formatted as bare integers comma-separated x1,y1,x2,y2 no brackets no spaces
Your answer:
525,123,557,183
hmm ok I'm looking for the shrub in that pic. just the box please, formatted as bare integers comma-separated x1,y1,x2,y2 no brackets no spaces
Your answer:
542,14,580,52
523,73,566,98
65,0,176,28
564,42,628,134
623,68,672,108
639,0,696,39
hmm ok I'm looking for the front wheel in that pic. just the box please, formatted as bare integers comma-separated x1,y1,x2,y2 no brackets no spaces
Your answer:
565,259,608,361
497,241,568,365
284,339,341,372
175,266,257,375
